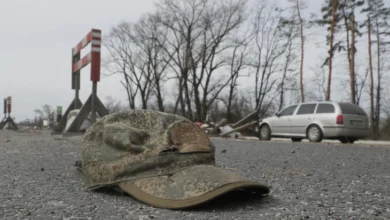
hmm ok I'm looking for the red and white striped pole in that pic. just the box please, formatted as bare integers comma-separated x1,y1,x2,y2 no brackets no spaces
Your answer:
3,99,6,115
71,29,101,82
90,29,101,123
71,29,102,123
90,29,101,82
6,96,11,116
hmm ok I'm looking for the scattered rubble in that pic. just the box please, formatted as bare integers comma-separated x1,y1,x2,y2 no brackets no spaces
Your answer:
196,110,260,140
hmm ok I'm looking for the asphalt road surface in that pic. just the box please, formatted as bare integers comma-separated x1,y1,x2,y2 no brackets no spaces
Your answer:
1,130,389,220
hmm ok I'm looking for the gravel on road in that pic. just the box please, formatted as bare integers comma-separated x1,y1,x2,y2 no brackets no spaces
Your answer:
1,130,389,220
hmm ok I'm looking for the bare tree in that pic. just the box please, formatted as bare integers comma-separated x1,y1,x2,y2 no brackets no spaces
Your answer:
214,88,254,123
361,0,390,139
379,88,390,139
104,96,123,113
120,23,154,110
97,0,390,134
315,0,365,102
354,65,369,105
133,13,172,111
381,88,390,119
367,16,376,138
340,1,364,104
34,104,53,119
349,14,357,103
373,3,389,140
278,12,300,111
225,30,251,122
106,20,173,110
296,0,306,103
306,63,328,101
155,0,210,120
251,3,288,118
155,0,246,121
288,0,307,103
103,23,139,109
337,62,369,105
193,0,247,122
326,0,338,101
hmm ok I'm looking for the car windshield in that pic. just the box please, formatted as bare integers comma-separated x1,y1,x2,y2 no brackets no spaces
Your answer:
338,103,367,116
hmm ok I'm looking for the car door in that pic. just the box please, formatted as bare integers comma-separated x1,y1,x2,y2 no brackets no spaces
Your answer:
314,103,337,129
290,103,318,136
272,105,298,135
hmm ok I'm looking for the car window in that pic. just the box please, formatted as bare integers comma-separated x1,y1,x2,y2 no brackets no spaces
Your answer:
338,103,367,116
316,103,335,114
279,105,298,116
296,104,317,115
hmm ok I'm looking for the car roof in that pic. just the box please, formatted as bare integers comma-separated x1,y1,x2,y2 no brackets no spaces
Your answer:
293,101,337,105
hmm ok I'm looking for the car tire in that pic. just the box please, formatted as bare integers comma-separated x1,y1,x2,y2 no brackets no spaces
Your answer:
291,138,302,142
259,124,271,141
306,125,323,143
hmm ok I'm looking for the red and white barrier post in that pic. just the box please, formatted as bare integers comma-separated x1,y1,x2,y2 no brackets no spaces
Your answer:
0,96,18,130
3,98,6,115
52,28,108,134
6,96,11,116
71,29,102,123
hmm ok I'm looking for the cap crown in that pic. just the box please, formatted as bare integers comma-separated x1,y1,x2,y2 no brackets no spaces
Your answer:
82,110,215,189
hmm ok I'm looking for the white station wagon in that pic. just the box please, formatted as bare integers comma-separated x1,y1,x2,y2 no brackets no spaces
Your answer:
258,101,371,144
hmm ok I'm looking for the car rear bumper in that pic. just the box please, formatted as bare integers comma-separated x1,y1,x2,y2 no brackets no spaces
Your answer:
322,126,371,138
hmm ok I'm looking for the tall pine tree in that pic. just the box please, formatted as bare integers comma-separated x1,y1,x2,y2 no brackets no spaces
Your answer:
319,0,364,102
361,0,390,139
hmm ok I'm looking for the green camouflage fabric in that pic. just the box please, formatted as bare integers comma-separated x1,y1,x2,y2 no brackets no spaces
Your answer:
81,109,269,208
82,109,215,189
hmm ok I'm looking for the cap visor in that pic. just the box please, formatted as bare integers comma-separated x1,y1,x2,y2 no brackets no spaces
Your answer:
118,164,270,209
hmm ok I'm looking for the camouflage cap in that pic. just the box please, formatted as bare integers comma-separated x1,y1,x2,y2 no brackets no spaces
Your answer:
81,109,269,209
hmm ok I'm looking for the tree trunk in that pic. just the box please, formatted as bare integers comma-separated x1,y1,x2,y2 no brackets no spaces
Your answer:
367,16,375,139
279,48,291,111
183,30,193,121
343,10,353,103
183,78,193,120
375,16,381,139
155,82,165,112
141,91,148,109
350,14,356,104
122,80,133,109
193,77,202,122
173,78,186,116
279,86,285,111
179,89,186,116
173,95,180,114
227,83,235,122
123,73,136,109
326,0,338,101
297,0,305,103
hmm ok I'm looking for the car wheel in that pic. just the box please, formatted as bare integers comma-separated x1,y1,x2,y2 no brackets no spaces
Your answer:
306,125,323,143
259,124,271,140
291,138,302,142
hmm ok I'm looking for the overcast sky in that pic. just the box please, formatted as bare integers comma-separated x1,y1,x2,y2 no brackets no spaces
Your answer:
1,0,370,122
0,0,161,121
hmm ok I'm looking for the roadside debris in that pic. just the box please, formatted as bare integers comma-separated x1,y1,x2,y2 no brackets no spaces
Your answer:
64,109,93,133
197,110,260,140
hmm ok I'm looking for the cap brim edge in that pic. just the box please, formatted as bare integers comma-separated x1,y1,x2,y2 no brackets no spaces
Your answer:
119,180,270,210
